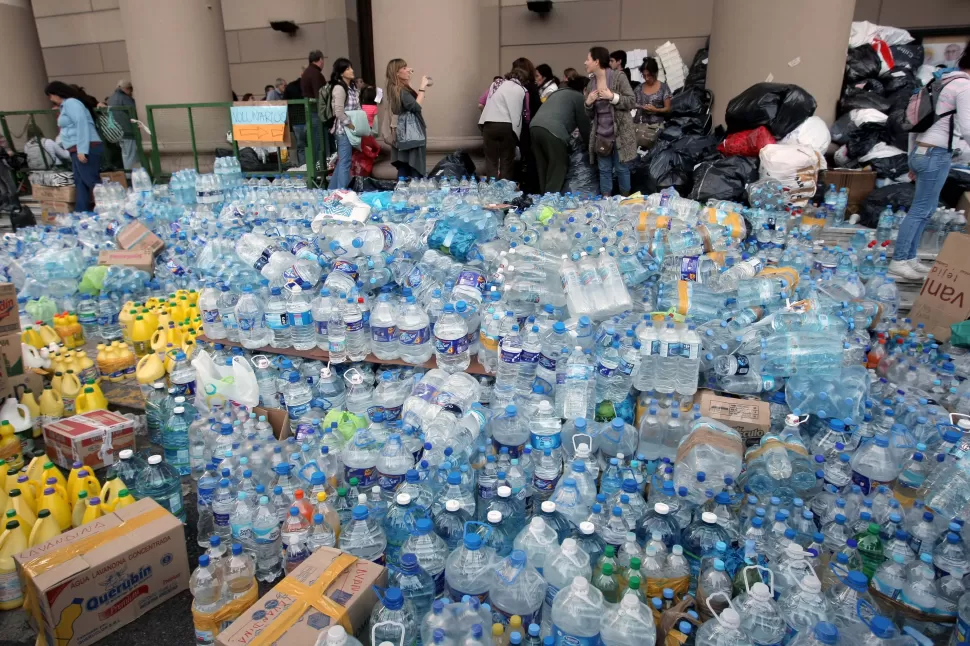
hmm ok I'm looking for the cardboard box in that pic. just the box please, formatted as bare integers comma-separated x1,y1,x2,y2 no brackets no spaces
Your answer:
957,192,970,227
31,184,76,202
100,170,128,188
0,283,18,335
14,498,189,646
42,410,136,470
98,249,154,275
116,220,164,255
40,200,75,215
216,547,385,646
695,389,770,442
821,169,876,206
0,332,44,400
911,232,970,342
254,405,291,440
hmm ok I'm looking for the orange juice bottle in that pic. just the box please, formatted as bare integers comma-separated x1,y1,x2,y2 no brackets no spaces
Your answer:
131,315,154,358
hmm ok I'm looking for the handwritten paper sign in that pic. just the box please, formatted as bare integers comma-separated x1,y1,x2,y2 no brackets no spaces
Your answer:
231,102,289,146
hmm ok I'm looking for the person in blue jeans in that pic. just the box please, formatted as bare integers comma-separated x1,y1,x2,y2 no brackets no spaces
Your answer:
327,58,359,190
45,81,102,212
583,46,636,197
890,52,970,281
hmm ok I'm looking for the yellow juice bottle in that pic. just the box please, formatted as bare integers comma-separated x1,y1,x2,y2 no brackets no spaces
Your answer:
80,496,103,525
28,509,61,547
36,322,59,347
71,490,88,528
111,489,135,510
43,476,68,508
6,489,35,533
99,475,126,512
74,351,98,385
59,371,82,415
70,314,84,347
130,315,154,358
43,462,67,494
13,475,37,513
39,484,71,531
25,454,47,488
0,518,28,609
66,462,85,504
19,389,40,440
118,307,135,342
136,353,165,397
94,343,108,374
20,325,43,349
73,470,100,506
76,386,108,414
0,422,23,471
166,323,183,347
50,371,64,396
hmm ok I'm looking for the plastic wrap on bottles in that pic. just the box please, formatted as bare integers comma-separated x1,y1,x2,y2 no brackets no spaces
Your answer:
672,417,744,503
562,136,598,196
784,365,869,420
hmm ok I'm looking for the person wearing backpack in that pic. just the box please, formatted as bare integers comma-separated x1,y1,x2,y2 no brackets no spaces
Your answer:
891,50,970,281
326,58,358,190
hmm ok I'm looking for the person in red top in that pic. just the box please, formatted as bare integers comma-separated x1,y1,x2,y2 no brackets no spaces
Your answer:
300,50,328,172
352,85,381,179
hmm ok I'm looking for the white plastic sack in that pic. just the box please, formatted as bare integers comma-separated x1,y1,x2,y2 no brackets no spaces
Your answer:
849,108,889,126
834,145,851,168
860,142,907,162
849,21,913,48
780,116,831,160
192,349,259,410
759,143,822,205
310,190,372,231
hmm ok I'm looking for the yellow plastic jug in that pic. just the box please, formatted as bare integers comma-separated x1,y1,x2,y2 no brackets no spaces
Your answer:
39,484,71,531
59,371,82,415
65,462,85,503
75,385,108,414
19,389,39,436
13,475,37,513
71,469,100,506
99,475,126,512
111,489,135,510
136,352,165,391
36,323,59,347
25,455,47,488
38,385,64,430
43,461,67,492
165,323,183,347
0,422,23,471
20,325,43,349
43,477,68,509
118,306,135,342
131,315,154,358
28,509,61,547
0,518,28,609
71,490,88,528
74,351,98,385
80,496,103,525
6,489,35,533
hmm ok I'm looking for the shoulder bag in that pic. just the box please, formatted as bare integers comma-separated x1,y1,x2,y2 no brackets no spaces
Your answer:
97,110,124,144
395,111,426,151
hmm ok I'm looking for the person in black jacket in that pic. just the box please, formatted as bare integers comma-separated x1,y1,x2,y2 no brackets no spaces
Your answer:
283,77,306,166
511,57,541,193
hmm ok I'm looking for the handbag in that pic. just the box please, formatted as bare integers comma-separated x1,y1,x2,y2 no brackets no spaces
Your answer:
396,111,426,151
96,111,124,144
594,134,614,156
379,105,398,147
634,121,660,149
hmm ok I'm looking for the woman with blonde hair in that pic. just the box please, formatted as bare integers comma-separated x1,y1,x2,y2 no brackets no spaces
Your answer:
382,58,429,177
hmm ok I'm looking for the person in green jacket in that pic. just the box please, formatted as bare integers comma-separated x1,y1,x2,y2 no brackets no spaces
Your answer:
529,77,592,193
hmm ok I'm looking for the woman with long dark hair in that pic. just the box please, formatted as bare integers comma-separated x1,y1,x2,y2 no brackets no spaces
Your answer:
511,57,541,192
382,58,429,177
479,68,530,181
536,64,559,101
327,57,358,189
45,81,102,211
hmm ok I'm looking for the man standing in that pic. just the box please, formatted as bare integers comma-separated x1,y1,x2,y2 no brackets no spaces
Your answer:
266,78,286,101
301,50,327,172
284,76,306,165
107,79,138,169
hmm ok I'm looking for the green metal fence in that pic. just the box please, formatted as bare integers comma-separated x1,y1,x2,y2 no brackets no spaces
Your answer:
143,99,328,188
0,105,150,175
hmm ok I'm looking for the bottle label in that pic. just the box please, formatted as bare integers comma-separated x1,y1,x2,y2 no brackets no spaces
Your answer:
132,340,150,356
377,471,406,493
596,361,617,377
195,628,215,645
343,465,376,487
500,348,521,364
533,472,560,493
872,576,902,600
253,526,281,543
266,313,288,330
456,269,487,294
850,471,892,496
538,353,557,371
172,380,196,397
384,404,403,422
231,523,254,541
345,318,364,332
198,483,216,506
202,309,221,324
238,316,257,332
287,401,311,420
332,260,359,280
520,348,539,365
434,336,468,355
254,244,284,272
329,339,347,355
0,570,23,603
378,224,394,250
530,431,562,450
282,267,315,291
221,312,237,330
399,326,430,346
578,269,597,286
168,493,183,516
681,343,698,360
288,311,313,326
372,325,396,342
406,266,423,288
735,354,750,376
681,256,699,281
551,626,598,646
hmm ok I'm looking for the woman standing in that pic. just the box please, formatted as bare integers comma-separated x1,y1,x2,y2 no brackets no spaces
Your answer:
328,58,359,189
45,81,102,212
479,68,530,181
383,59,429,178
634,57,672,124
536,64,559,101
584,46,636,197
511,57,541,192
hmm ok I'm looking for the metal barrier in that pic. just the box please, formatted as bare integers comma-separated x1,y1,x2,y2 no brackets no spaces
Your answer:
143,99,328,188
0,105,150,175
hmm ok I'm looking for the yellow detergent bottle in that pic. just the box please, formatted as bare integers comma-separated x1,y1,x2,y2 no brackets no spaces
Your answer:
112,489,135,510
20,325,43,349
182,339,197,361
36,322,59,347
19,389,40,443
118,306,135,342
43,477,68,509
43,462,67,495
166,322,183,347
6,489,35,533
136,352,165,398
142,307,159,331
40,484,71,531
0,466,8,515
59,371,82,415
0,422,23,471
25,455,47,489
99,475,126,512
71,490,88,528
72,470,100,506
50,371,64,396
0,519,28,609
70,314,84,347
28,509,61,547
65,462,85,504
74,351,98,385
131,315,154,358
13,475,37,513
81,496,103,525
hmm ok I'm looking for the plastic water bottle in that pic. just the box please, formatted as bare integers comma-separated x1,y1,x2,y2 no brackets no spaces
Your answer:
284,285,315,350
343,297,370,361
786,622,840,646
551,575,604,645
489,549,547,625
137,454,185,520
370,294,399,360
735,581,786,645
224,542,256,600
542,538,592,629
694,602,745,646
370,587,418,646
235,285,269,349
162,405,192,476
398,296,433,364
263,287,290,348
434,304,470,374
402,517,448,595
338,504,386,563
252,495,282,582
394,552,436,619
190,554,224,646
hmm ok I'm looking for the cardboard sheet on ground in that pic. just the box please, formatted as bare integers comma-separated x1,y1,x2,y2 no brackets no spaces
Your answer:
911,232,970,342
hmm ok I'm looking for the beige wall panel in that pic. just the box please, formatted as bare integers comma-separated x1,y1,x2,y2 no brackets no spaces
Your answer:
57,72,125,102
619,0,713,40
35,8,122,47
230,59,307,97
1,2,50,112
99,40,129,73
226,31,242,64
501,1,621,46
43,43,103,77
878,0,970,28
31,0,92,18
853,0,882,22
91,0,119,10
235,21,328,63
220,0,328,31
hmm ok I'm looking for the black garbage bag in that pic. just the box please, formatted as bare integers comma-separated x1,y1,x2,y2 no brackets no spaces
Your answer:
689,155,759,203
349,176,397,192
562,136,597,195
882,68,918,94
642,135,720,195
845,45,881,82
429,150,477,179
886,108,911,149
844,77,886,96
670,87,707,116
724,82,817,139
868,154,909,180
684,48,708,89
830,113,858,145
942,168,970,207
663,115,711,136
890,44,924,70
840,91,892,114
860,183,916,227
846,123,893,159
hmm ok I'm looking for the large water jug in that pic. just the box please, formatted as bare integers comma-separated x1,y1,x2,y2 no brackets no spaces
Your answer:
488,549,547,626
550,576,604,645
136,454,186,520
672,418,744,504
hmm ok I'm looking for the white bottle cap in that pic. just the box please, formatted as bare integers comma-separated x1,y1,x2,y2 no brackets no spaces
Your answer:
148,455,162,465
620,594,639,610
572,576,588,591
119,449,133,460
487,510,503,523
326,626,348,646
579,521,595,535
720,607,741,629
396,493,411,506
562,538,577,553
672,545,683,556
371,486,381,494
751,582,771,599
497,486,511,498
357,494,368,504
445,499,460,512
651,531,662,541
702,512,717,524
654,502,669,515
645,545,657,556
174,406,184,414
531,517,547,529
541,501,556,513
802,575,821,593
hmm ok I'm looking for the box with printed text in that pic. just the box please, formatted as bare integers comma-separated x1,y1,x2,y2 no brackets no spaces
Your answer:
42,410,136,470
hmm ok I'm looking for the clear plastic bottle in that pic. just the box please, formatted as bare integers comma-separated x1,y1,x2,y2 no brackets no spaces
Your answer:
190,554,225,646
338,504,386,563
308,512,336,551
235,285,269,349
370,587,418,646
695,603,749,646
434,304,470,374
252,494,282,582
136,454,185,520
778,574,834,641
370,294,400,360
394,552,436,620
264,287,291,348
542,538,592,630
551,576,604,645
398,296,433,364
488,549,547,625
285,285,315,350
402,517,448,596
735,581,786,646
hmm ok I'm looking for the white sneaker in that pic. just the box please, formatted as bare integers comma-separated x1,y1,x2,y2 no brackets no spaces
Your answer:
888,260,924,281
908,258,931,274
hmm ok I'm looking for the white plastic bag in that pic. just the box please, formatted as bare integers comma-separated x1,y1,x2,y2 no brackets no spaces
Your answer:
849,21,913,48
779,116,831,160
191,349,259,411
759,143,822,205
849,108,888,127
860,142,906,162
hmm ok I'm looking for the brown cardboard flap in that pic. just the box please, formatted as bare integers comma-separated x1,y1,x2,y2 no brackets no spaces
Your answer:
911,232,970,342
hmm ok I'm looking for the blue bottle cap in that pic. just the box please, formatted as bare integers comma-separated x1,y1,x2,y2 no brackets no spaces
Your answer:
814,622,839,645
383,587,403,610
352,505,368,520
232,543,243,555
